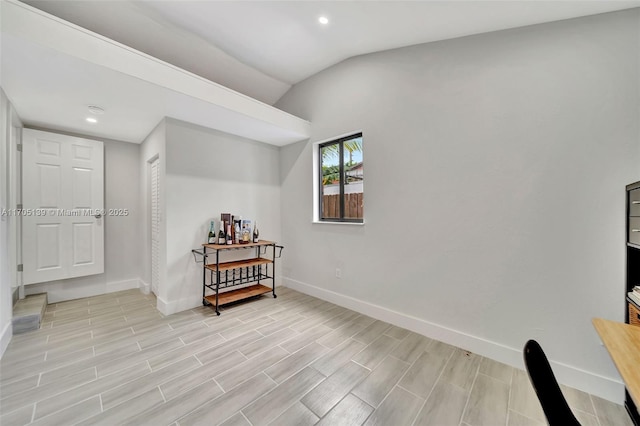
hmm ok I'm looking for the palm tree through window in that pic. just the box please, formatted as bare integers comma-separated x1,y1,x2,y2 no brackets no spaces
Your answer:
319,133,363,222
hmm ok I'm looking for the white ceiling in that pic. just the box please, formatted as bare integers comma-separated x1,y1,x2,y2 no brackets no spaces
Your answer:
3,0,640,146
1,0,310,145
22,0,640,104
2,32,309,145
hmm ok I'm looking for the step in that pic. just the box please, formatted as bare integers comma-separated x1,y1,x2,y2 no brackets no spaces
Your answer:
12,293,47,334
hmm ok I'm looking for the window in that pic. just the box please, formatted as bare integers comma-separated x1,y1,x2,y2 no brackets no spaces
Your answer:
318,132,363,222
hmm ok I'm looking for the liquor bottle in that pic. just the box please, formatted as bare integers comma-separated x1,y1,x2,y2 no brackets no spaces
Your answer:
217,221,226,245
226,224,233,245
207,221,215,244
241,222,250,244
234,220,241,244
253,222,259,243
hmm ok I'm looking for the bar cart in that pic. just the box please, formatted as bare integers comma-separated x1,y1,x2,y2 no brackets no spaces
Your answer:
192,240,283,315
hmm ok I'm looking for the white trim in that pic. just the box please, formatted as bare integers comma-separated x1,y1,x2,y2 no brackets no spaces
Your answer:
156,294,201,316
312,141,320,222
282,277,626,404
0,321,13,359
106,279,141,294
139,279,151,295
312,220,365,226
8,108,22,300
312,130,364,223
25,278,142,303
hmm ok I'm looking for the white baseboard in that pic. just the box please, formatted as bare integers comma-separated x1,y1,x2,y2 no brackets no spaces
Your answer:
282,277,625,404
156,294,201,316
139,279,151,295
0,321,13,359
106,279,141,294
26,277,143,303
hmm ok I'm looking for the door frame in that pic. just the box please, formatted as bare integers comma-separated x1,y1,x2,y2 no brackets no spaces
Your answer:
8,107,22,300
149,154,160,296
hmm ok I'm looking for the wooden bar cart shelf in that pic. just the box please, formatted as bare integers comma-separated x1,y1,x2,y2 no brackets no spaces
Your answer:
192,240,283,315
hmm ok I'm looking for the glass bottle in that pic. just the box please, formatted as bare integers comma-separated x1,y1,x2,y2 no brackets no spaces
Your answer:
253,222,259,243
226,224,233,245
207,221,215,244
240,223,251,244
217,221,226,245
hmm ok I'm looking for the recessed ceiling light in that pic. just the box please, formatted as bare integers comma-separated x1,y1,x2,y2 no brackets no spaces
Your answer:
318,16,329,25
86,117,98,124
87,105,105,115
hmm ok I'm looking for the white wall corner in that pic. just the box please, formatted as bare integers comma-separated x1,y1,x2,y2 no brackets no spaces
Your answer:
282,277,626,404
139,279,150,295
156,294,201,316
0,321,13,359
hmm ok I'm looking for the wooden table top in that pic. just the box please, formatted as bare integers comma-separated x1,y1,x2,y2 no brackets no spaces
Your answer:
592,317,640,407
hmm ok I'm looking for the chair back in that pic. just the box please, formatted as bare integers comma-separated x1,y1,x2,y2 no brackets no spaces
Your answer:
523,339,580,426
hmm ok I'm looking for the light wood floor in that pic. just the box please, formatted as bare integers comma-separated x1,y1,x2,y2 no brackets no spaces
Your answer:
0,288,633,426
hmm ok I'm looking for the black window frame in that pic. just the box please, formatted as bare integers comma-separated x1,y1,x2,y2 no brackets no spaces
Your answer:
318,132,363,223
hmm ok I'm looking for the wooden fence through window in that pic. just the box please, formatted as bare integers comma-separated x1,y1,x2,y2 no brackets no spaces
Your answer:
322,193,363,219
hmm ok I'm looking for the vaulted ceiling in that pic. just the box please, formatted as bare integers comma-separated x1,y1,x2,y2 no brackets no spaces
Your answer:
3,1,639,145
22,0,640,105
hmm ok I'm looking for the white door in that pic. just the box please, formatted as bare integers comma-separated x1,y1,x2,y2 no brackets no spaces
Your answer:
22,129,104,284
150,157,160,295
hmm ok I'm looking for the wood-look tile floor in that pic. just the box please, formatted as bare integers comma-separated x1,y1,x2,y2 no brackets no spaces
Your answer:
0,288,633,426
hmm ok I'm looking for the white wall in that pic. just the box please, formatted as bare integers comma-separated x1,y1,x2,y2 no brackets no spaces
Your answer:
25,132,142,302
276,10,640,403
161,118,281,315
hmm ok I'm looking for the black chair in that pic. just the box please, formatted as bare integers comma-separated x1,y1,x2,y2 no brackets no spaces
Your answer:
523,339,581,426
